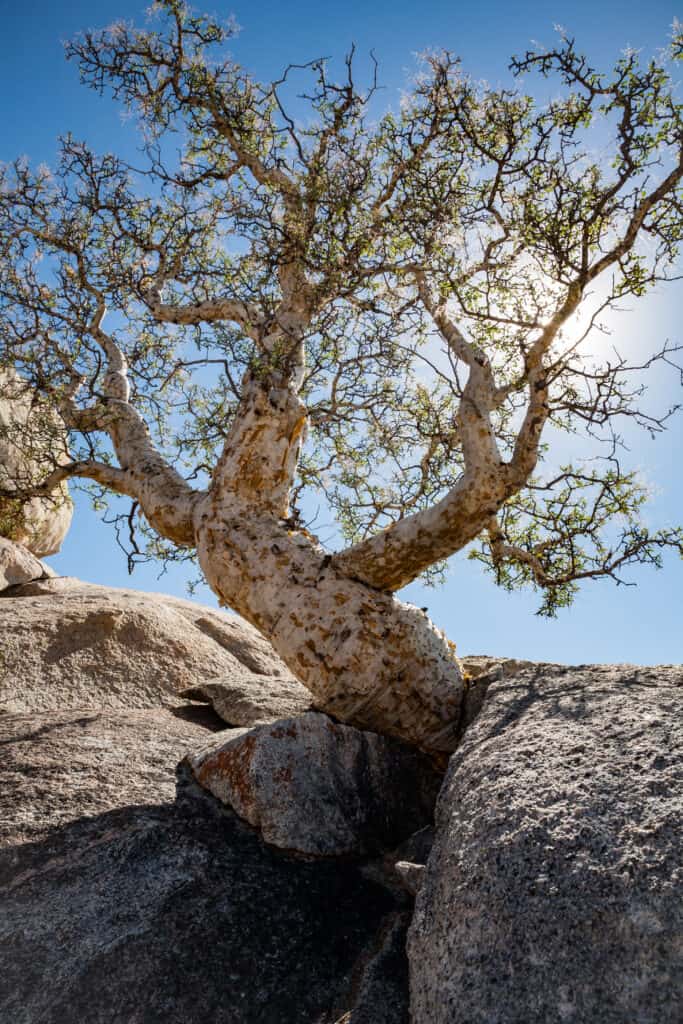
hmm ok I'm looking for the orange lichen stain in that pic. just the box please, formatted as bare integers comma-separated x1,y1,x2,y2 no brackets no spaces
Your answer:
281,414,308,470
198,734,258,807
273,764,294,784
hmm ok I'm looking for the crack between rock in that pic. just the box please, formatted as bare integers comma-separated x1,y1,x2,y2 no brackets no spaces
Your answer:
325,907,411,1024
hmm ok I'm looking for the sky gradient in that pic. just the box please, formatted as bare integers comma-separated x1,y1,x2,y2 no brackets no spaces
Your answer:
1,0,681,664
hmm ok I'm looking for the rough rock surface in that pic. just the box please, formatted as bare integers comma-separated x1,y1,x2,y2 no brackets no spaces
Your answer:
409,662,683,1024
0,367,73,556
0,706,411,1023
459,654,539,679
187,712,442,857
0,578,301,714
182,675,313,727
0,536,53,592
0,706,222,847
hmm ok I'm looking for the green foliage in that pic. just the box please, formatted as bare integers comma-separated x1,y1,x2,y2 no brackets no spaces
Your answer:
471,465,683,615
0,3,681,604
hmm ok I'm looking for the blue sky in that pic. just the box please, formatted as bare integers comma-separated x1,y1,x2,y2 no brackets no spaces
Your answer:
1,0,681,664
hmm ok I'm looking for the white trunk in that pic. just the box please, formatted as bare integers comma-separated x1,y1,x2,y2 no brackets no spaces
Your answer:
209,377,307,518
194,505,465,754
105,401,201,544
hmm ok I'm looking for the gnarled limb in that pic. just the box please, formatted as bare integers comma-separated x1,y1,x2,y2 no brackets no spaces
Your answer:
194,507,465,753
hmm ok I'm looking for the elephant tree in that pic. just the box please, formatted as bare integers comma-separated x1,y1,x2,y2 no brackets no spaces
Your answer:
1,1,681,752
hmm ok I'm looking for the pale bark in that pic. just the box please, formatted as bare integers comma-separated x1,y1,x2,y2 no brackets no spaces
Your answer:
84,296,469,754
68,406,467,752
194,505,464,753
333,280,582,592
104,401,200,545
210,377,307,518
333,469,509,592
334,277,511,591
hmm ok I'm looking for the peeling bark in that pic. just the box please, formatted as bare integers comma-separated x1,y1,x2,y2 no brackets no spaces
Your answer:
210,376,307,518
333,469,509,593
194,505,465,754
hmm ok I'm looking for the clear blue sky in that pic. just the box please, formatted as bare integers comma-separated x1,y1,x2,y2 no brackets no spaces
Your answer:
2,0,681,664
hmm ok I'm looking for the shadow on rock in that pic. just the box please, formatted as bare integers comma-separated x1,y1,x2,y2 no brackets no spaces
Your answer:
0,766,411,1024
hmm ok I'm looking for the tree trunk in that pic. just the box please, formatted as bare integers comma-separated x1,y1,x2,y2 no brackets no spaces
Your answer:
194,504,465,754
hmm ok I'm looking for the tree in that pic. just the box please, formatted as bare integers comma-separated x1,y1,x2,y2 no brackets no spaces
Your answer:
1,1,681,753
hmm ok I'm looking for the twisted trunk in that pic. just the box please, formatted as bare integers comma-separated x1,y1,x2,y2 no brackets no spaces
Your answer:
194,507,465,753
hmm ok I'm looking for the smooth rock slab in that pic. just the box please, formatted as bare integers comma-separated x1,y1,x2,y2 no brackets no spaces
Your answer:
181,674,313,727
187,712,442,857
0,706,410,1023
408,662,683,1024
0,707,222,846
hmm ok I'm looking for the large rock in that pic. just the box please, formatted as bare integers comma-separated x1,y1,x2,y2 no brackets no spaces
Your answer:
0,704,411,1023
0,536,53,592
0,367,73,556
187,711,441,857
408,662,683,1024
0,579,301,715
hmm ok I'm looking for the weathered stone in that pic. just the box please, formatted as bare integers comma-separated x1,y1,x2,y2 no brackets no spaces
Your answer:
0,536,52,592
385,825,435,871
361,825,436,896
181,675,313,727
0,367,73,556
409,662,683,1024
187,711,442,857
0,579,299,714
0,707,223,847
0,705,410,1023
